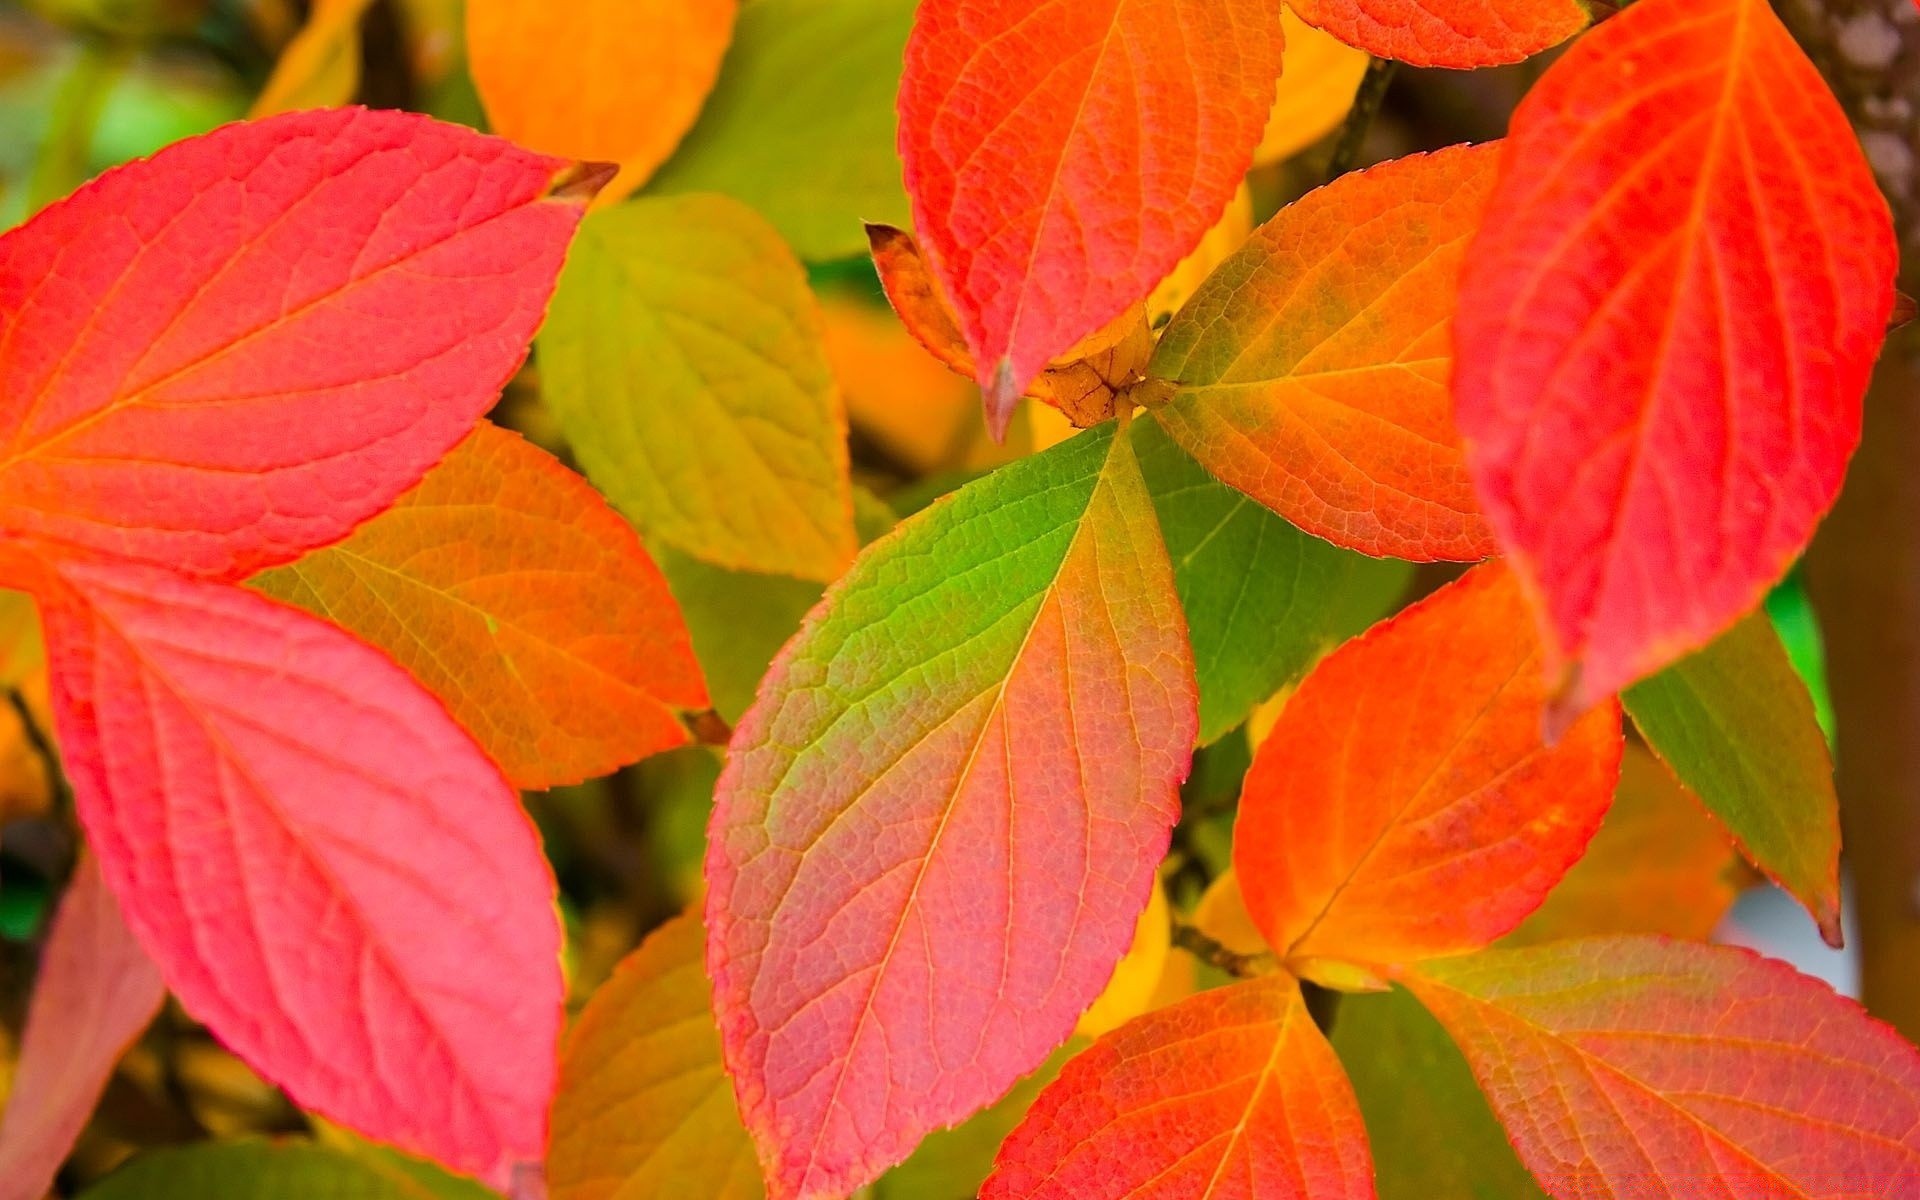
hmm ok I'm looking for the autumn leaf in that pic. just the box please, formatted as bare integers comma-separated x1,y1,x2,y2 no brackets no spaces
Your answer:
1132,420,1408,743
253,422,710,791
32,556,562,1180
704,423,1197,1200
1503,746,1745,947
548,912,762,1200
1402,939,1920,1196
647,0,916,261
897,0,1285,435
1624,608,1840,943
1149,144,1500,561
1454,0,1899,714
1234,563,1622,981
982,974,1375,1200
250,0,376,116
1290,0,1587,67
540,193,857,584
1254,10,1371,165
0,857,165,1200
467,0,734,201
0,107,594,583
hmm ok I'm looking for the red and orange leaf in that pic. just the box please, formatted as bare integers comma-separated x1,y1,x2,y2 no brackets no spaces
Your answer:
0,108,592,583
1149,145,1500,561
468,0,735,200
253,423,708,790
898,0,1284,436
29,555,562,1182
705,425,1197,1200
1402,938,1920,1196
1454,0,1899,713
0,856,165,1200
1234,563,1622,978
1289,0,1588,67
981,974,1374,1200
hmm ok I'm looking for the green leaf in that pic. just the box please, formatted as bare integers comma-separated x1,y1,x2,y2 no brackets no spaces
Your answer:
1331,988,1547,1200
81,1140,488,1200
1132,420,1409,743
540,192,857,583
1622,608,1840,944
645,0,915,261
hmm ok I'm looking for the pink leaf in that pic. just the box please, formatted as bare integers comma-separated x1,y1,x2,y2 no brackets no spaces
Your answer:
0,107,593,582
30,554,563,1182
0,855,165,1200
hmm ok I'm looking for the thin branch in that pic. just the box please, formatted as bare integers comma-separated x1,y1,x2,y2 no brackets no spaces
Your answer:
1171,923,1274,979
1325,57,1399,184
9,687,70,814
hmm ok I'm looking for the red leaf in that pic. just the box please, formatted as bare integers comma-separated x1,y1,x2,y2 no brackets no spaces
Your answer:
705,426,1196,1199
0,108,593,582
982,974,1375,1200
1289,0,1587,67
1402,938,1920,1196
1454,0,1899,714
0,856,165,1200
898,0,1284,436
1235,563,1622,979
29,554,562,1181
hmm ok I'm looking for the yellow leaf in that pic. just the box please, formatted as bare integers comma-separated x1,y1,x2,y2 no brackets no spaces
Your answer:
1148,184,1255,321
1256,9,1371,165
250,0,375,117
467,0,736,201
1076,878,1171,1038
819,293,1001,475
1193,870,1268,957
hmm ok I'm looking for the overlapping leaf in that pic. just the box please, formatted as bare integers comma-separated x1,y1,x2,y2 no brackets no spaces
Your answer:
33,557,563,1179
254,423,708,790
647,0,916,260
0,107,589,582
548,912,762,1200
1235,563,1622,979
705,424,1197,1200
1150,144,1500,561
1255,10,1371,164
540,193,857,583
898,0,1285,434
467,0,734,200
1290,0,1587,67
1454,0,1899,713
0,857,165,1200
1403,939,1920,1196
983,974,1374,1200
1624,608,1841,943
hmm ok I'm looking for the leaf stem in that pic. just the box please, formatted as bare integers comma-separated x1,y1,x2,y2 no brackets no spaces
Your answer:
1324,57,1399,185
1170,922,1273,979
9,687,70,816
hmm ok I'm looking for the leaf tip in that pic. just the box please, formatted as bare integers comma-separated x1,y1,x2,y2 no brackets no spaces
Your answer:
550,161,619,207
1891,289,1917,333
983,358,1021,442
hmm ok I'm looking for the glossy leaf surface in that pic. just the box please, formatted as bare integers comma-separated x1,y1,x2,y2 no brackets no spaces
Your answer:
0,857,165,1200
0,107,589,582
1235,564,1622,975
648,0,916,260
706,424,1197,1199
468,0,734,199
549,913,762,1200
898,0,1285,433
1289,0,1587,67
254,423,708,790
1454,0,1899,711
1132,420,1408,743
983,974,1375,1200
1151,145,1499,561
541,194,856,583
37,557,561,1179
1405,939,1920,1197
1624,608,1841,943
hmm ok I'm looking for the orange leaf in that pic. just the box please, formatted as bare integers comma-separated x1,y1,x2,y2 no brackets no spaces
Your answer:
1234,563,1622,978
0,857,165,1200
1149,145,1500,561
1504,746,1745,946
1454,0,1899,713
1403,939,1920,1196
1291,0,1588,67
982,974,1374,1200
898,0,1285,435
253,423,709,790
468,0,735,200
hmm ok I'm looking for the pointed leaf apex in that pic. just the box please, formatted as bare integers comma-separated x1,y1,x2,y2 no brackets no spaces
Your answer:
983,359,1022,442
551,161,619,206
